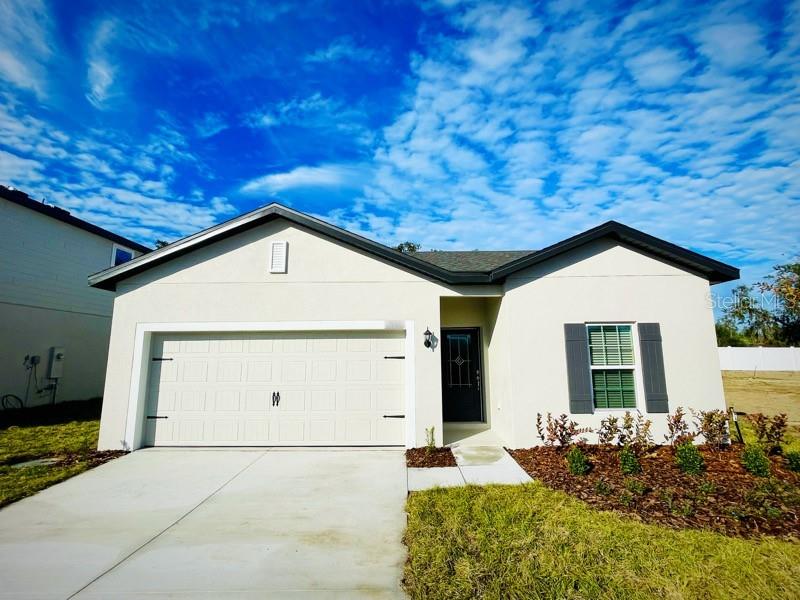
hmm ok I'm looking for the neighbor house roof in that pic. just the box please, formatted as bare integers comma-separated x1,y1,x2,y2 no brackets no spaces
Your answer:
1,185,151,254
88,202,739,290
414,250,534,272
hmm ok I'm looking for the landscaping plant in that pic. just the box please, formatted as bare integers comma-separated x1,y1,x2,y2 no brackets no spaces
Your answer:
664,407,695,446
693,409,730,449
675,441,705,475
565,445,591,475
747,413,788,455
786,451,800,473
597,415,620,445
425,426,436,454
741,445,771,477
619,444,642,475
536,413,592,447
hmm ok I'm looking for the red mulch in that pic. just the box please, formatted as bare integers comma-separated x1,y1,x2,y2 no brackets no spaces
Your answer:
509,445,800,539
406,447,457,468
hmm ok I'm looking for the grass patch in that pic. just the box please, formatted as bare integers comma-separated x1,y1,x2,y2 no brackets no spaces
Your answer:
0,418,121,508
405,483,800,600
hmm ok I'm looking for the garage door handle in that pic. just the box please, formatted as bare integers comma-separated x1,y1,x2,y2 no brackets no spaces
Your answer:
146,416,168,419
272,391,280,407
152,357,173,362
383,414,405,418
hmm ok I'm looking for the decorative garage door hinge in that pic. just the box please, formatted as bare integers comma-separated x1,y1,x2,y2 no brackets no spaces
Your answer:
146,416,168,419
152,357,173,361
383,355,405,359
382,414,405,418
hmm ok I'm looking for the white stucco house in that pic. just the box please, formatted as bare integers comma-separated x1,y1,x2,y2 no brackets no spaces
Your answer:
0,186,149,408
89,203,738,451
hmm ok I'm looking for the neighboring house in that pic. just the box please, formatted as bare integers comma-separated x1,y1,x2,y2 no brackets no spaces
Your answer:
0,186,149,408
90,203,738,451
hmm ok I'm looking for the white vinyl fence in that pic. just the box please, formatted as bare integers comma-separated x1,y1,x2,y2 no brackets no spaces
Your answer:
718,347,800,372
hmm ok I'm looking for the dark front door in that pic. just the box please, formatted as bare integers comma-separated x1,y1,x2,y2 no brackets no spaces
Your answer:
441,327,484,422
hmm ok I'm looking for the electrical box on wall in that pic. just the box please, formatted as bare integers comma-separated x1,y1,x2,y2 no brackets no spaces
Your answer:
48,346,65,379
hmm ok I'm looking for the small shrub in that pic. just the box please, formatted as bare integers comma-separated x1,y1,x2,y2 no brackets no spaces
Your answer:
664,407,694,446
786,451,800,472
675,442,705,475
692,409,730,449
677,500,694,517
597,415,620,445
742,445,771,477
565,445,591,475
619,491,633,507
697,480,717,496
536,413,592,447
624,478,647,496
619,444,642,475
659,488,675,511
595,478,612,496
425,427,436,454
747,413,788,455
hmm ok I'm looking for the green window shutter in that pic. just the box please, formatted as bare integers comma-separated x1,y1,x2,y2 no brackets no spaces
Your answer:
564,324,593,414
638,323,669,413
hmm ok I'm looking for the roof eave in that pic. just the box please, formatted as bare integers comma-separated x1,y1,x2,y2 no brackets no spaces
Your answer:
490,221,739,284
88,203,493,290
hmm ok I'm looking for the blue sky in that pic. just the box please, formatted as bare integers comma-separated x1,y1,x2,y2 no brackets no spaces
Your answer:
0,0,798,300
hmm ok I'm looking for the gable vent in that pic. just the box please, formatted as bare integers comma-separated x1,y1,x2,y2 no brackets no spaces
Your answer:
269,241,288,273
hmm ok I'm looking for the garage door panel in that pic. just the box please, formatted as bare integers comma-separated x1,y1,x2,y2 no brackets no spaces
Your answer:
310,390,336,411
246,361,273,382
145,331,405,446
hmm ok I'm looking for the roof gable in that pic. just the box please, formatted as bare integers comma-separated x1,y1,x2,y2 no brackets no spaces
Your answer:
88,202,739,290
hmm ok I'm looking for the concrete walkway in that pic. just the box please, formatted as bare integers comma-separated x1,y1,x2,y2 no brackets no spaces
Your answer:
407,446,531,491
0,449,407,599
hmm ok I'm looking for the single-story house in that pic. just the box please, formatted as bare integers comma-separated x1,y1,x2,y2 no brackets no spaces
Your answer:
90,203,738,451
0,185,149,408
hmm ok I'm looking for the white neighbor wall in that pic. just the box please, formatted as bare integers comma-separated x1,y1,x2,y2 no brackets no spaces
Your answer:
97,218,727,451
718,347,800,372
0,199,142,406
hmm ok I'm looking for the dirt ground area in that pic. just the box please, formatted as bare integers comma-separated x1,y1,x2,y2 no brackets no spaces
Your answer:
723,371,800,424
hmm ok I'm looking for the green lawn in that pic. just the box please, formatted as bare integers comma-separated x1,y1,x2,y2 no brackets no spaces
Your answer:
0,419,109,508
405,483,800,600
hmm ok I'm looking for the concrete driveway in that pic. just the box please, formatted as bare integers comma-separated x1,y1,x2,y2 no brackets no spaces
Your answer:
0,449,407,599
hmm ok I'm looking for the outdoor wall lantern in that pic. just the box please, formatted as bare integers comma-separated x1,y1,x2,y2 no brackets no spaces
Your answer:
423,327,433,348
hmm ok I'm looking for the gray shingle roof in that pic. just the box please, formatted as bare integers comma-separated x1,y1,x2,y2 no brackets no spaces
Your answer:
412,250,535,272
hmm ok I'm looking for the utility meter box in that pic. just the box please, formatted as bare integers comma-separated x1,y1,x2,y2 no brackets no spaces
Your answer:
48,346,65,379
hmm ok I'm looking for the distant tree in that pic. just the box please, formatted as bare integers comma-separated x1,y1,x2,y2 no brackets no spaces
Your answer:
715,321,751,347
395,241,421,253
155,239,170,248
718,261,800,346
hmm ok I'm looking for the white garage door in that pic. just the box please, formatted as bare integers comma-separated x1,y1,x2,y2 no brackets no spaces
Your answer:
143,331,406,446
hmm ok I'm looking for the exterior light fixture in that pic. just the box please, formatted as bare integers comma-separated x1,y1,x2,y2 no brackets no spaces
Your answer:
423,327,433,348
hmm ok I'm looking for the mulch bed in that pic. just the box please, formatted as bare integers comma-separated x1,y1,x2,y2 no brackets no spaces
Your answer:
406,447,458,468
509,445,800,539
57,450,127,468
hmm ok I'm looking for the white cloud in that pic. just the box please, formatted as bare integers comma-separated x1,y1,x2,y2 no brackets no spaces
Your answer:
697,23,767,70
86,19,119,109
0,149,44,183
314,0,798,278
0,0,52,98
305,36,385,64
626,47,692,88
194,113,229,138
241,163,370,194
